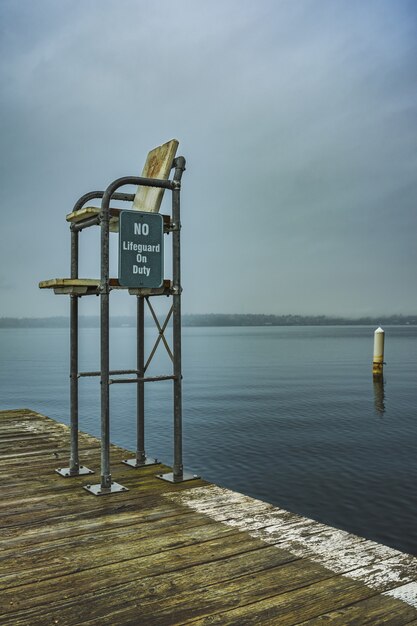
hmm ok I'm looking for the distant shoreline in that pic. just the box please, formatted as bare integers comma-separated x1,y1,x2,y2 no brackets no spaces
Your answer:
1,314,416,328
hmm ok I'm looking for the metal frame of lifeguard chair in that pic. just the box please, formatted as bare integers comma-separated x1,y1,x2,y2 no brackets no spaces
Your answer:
40,140,199,495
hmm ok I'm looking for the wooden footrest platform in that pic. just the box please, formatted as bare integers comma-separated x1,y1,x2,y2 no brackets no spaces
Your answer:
39,278,100,295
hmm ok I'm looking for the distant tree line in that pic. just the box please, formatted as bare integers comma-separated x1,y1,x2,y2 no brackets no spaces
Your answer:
1,313,416,328
182,313,417,326
0,316,133,328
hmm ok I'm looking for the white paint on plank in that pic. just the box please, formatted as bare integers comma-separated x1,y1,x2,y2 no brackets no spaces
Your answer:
166,485,417,608
384,582,417,608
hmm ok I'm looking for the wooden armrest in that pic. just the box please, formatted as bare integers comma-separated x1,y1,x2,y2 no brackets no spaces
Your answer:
66,207,170,233
66,207,120,232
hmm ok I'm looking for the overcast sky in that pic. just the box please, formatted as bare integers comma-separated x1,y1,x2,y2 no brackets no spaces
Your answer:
1,0,416,318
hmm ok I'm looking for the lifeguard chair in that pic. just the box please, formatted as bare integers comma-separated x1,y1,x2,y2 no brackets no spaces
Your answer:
40,139,198,494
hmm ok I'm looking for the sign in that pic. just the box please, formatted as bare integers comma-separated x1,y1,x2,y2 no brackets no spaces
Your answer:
118,210,164,288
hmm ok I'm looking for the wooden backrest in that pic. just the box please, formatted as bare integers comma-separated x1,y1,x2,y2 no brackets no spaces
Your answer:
132,139,179,213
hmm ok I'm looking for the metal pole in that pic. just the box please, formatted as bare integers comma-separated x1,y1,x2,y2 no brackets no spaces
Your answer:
121,266,159,468
83,183,116,494
137,296,146,462
69,308,79,473
56,228,93,477
100,190,112,490
69,229,79,474
172,161,185,480
156,158,199,484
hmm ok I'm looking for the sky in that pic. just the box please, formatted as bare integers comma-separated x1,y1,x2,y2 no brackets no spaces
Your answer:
0,0,416,318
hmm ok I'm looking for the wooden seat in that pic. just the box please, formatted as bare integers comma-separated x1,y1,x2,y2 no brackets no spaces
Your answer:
66,139,178,231
40,140,178,295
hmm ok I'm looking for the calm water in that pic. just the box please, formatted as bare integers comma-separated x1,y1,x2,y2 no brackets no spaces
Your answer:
1,325,417,555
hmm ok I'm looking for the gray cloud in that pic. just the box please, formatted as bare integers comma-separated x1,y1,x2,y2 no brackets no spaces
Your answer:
0,0,416,317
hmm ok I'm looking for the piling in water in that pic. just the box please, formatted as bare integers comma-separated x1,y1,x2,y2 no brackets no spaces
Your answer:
372,326,385,379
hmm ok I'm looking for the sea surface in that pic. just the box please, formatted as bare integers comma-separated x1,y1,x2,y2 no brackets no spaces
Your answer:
1,324,417,555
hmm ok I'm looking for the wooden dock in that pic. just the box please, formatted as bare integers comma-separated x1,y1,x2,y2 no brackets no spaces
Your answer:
1,408,417,625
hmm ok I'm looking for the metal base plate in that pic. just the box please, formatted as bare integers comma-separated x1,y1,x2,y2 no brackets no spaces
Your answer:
56,465,94,477
121,457,160,468
83,481,128,496
156,471,200,483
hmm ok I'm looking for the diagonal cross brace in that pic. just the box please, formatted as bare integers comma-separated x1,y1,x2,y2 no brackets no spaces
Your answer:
144,298,174,372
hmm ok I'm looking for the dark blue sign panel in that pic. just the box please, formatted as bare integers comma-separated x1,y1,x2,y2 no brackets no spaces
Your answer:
118,210,164,288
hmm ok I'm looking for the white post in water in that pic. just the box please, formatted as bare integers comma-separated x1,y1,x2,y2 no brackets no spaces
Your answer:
373,326,385,379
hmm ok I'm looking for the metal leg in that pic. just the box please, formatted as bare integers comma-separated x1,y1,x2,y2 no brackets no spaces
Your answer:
84,191,127,495
57,231,93,478
157,281,197,483
122,296,159,468
157,159,199,484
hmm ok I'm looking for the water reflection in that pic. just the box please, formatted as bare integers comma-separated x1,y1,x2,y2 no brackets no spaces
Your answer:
373,378,385,415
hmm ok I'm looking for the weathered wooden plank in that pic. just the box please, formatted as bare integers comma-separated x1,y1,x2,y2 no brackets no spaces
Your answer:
0,507,201,565
0,541,297,620
0,438,68,453
0,408,42,419
4,558,334,626
185,579,396,626
0,433,54,442
0,451,96,473
0,451,95,468
0,500,197,549
384,584,417,611
0,481,205,532
0,495,192,542
0,517,234,591
296,593,417,625
0,468,204,511
0,455,163,494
